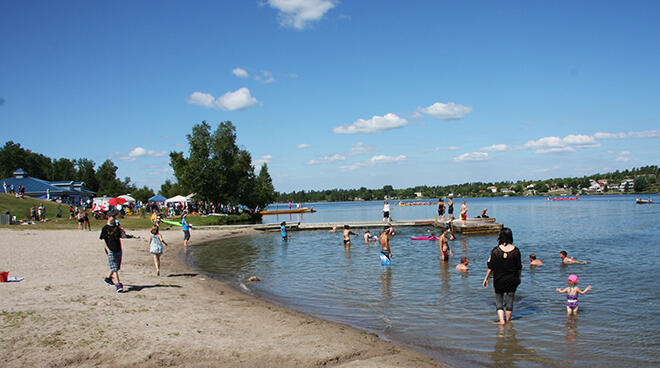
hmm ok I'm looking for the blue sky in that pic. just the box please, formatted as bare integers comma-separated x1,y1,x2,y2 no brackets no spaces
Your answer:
1,1,659,193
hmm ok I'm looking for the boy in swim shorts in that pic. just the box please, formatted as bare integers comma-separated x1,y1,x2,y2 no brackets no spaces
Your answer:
343,225,358,246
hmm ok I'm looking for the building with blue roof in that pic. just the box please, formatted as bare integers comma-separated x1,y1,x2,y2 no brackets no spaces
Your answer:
1,168,95,204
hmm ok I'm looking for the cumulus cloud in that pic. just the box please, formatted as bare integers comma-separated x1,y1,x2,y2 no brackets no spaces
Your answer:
418,102,473,120
339,155,406,171
308,153,346,165
595,130,659,139
232,68,249,78
346,142,376,156
524,134,599,154
297,143,310,149
480,144,509,152
253,154,273,168
187,87,258,111
267,0,337,30
615,151,630,162
333,113,408,134
116,147,167,162
453,152,489,162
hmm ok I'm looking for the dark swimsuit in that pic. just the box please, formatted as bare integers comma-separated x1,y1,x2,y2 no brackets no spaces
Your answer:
448,204,454,214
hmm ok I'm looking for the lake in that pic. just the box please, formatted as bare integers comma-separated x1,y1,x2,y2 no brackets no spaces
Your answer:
189,195,660,367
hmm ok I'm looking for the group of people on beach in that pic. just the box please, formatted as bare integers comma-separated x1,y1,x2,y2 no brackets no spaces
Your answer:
99,211,192,293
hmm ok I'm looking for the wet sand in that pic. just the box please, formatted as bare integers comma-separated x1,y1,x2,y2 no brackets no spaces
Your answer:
0,228,445,367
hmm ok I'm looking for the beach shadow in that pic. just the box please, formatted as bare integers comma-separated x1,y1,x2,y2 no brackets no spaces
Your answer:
124,284,182,292
166,273,198,278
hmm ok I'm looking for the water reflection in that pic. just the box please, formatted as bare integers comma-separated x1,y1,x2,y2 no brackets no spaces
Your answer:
439,260,451,292
564,316,579,365
380,267,393,331
492,325,539,368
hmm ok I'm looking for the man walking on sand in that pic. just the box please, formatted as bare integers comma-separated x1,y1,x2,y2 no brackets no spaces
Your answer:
100,212,124,292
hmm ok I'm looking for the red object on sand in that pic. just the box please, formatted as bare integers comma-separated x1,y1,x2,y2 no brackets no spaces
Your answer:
108,197,127,206
0,271,8,282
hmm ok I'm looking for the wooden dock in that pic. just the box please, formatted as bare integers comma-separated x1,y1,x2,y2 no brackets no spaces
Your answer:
254,217,503,234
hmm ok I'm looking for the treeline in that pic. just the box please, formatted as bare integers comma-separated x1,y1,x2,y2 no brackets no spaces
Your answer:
0,141,155,202
276,165,660,202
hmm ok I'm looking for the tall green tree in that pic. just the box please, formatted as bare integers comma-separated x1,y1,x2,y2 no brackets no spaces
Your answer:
51,158,77,181
634,176,649,192
169,121,275,209
95,160,124,197
252,163,275,209
75,158,99,192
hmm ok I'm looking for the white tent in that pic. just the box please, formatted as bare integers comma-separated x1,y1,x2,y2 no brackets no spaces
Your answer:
165,195,190,204
118,194,136,203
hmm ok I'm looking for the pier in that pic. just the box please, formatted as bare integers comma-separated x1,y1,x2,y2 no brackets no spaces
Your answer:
253,217,503,234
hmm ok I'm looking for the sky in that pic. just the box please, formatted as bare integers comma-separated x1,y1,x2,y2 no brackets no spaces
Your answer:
1,1,659,193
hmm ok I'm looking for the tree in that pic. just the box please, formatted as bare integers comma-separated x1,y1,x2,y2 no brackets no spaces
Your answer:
131,186,155,203
51,158,77,181
95,160,124,197
75,158,99,192
634,176,649,193
169,121,275,209
252,164,275,209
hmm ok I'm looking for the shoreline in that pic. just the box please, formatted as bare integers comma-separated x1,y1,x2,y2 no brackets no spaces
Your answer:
0,228,445,367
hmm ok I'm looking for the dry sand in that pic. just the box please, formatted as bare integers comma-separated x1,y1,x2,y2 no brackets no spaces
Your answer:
0,228,445,367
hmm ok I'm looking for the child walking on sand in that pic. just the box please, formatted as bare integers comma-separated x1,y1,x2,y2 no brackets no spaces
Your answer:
149,225,168,276
556,274,592,315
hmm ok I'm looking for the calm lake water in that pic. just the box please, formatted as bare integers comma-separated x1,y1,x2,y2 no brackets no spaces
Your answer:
190,195,660,367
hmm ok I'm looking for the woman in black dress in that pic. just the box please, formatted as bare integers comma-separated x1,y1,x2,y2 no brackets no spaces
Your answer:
483,228,522,324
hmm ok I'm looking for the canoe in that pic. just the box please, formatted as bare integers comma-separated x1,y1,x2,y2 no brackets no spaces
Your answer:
398,202,434,206
636,199,654,204
548,196,579,201
260,207,311,215
411,236,438,240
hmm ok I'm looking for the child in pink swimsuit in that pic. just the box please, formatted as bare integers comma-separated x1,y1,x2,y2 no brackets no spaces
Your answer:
556,274,592,315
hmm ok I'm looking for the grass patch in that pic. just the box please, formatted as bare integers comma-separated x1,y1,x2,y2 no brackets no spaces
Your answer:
0,193,260,229
0,310,35,328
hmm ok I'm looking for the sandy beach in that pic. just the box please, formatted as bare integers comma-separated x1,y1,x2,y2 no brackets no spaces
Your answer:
0,228,444,367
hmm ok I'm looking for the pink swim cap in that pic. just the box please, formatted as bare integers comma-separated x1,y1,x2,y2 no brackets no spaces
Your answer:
568,274,579,283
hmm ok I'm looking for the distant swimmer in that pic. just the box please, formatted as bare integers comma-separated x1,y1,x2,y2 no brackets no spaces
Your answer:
364,230,374,242
343,225,358,246
329,226,336,233
556,274,592,315
379,226,393,264
559,250,587,265
438,227,455,261
456,257,469,272
529,254,543,267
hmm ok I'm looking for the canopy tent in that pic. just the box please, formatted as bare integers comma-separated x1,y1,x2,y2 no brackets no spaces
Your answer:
148,194,167,202
117,194,136,203
165,195,191,204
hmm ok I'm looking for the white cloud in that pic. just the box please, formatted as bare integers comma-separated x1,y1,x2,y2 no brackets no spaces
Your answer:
628,130,659,138
346,142,375,156
409,111,424,119
255,70,275,83
308,153,346,165
453,152,489,162
448,146,460,151
297,143,310,149
148,168,173,176
480,144,509,152
524,134,599,154
187,87,258,111
267,0,337,30
595,130,658,139
333,113,408,134
615,151,630,162
232,67,249,78
418,102,473,120
253,154,273,168
339,155,406,171
117,147,167,162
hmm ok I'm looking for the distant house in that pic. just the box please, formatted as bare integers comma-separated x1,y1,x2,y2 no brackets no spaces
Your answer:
0,168,95,204
588,180,603,192
487,186,498,193
620,179,634,192
414,192,423,198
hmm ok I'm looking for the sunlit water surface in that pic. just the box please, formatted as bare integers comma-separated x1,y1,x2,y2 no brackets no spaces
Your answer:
190,195,660,367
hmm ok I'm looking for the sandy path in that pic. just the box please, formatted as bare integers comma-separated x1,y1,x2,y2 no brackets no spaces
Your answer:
0,228,445,367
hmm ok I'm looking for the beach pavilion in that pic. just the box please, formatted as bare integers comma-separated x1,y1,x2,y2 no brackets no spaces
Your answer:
0,168,95,204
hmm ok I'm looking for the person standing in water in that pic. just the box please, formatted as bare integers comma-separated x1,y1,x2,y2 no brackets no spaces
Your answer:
343,225,358,246
280,221,288,239
483,227,522,325
438,227,455,261
379,226,393,262
556,274,592,315
181,214,192,247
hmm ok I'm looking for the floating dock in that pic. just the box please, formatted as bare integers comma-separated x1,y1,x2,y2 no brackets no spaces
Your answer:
254,217,503,234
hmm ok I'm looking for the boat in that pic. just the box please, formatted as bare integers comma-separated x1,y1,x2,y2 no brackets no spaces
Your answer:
636,198,654,204
410,236,438,240
259,207,312,215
